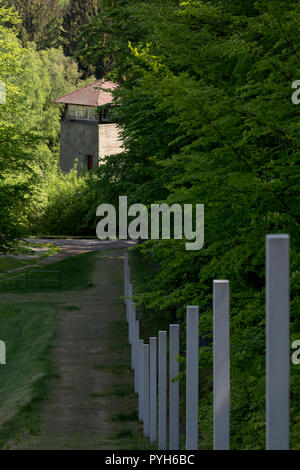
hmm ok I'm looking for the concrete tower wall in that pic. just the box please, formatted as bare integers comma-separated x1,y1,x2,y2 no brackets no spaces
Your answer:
59,120,99,173
99,123,124,161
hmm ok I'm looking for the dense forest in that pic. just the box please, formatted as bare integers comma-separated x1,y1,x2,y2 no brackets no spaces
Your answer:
0,0,299,449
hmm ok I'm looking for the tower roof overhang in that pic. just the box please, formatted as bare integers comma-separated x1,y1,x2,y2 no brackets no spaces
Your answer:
53,80,118,107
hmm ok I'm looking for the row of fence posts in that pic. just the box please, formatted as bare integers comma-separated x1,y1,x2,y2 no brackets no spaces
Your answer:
123,234,290,450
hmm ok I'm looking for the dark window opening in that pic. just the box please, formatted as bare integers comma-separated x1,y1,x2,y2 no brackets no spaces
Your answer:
87,155,94,170
101,106,118,123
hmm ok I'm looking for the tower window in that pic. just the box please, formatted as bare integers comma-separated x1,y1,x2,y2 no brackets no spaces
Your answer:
67,105,97,121
86,155,94,170
101,106,118,123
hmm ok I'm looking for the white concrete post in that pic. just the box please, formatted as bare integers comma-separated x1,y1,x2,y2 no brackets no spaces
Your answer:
124,255,129,324
131,303,136,369
127,283,133,342
127,265,130,287
266,234,290,450
158,331,167,450
186,306,199,450
126,264,130,303
144,344,150,438
127,282,133,325
169,324,180,450
138,339,144,422
213,280,230,450
124,253,128,299
0,340,6,365
150,337,157,443
134,320,140,393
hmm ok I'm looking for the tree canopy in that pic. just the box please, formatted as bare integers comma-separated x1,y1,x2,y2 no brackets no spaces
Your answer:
0,5,88,248
0,0,299,449
2,0,64,49
78,0,300,448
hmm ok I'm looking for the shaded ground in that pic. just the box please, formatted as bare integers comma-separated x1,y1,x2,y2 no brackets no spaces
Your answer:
25,238,136,264
7,247,148,450
0,239,135,280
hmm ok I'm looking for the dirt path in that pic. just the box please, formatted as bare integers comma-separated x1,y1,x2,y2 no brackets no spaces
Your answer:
13,248,140,450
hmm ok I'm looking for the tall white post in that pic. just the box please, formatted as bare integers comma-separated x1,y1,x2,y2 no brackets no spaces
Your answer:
213,280,230,450
138,339,144,422
150,337,157,443
158,331,167,450
127,283,133,342
131,303,136,370
124,253,128,299
186,306,199,450
143,344,150,438
134,320,140,393
127,282,133,325
169,324,180,450
266,234,290,450
0,340,6,365
126,264,130,308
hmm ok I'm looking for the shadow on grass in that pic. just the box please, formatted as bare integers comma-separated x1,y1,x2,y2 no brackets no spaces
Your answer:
0,251,97,293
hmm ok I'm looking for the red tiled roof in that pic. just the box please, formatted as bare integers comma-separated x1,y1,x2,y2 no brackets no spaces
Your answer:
53,80,118,107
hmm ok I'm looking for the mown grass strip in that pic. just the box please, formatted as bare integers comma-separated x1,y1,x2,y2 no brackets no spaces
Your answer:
0,251,97,293
0,301,57,448
0,251,98,448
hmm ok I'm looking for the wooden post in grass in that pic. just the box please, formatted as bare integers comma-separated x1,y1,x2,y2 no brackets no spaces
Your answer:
213,280,230,450
150,337,157,443
158,331,167,450
266,234,290,450
186,306,199,450
169,324,180,450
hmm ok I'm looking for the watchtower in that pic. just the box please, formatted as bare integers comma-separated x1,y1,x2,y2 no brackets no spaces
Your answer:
53,80,123,173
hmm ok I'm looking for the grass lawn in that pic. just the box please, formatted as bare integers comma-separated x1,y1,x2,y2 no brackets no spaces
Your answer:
0,301,57,448
0,257,33,273
0,241,59,275
0,251,97,293
0,248,159,450
0,251,98,448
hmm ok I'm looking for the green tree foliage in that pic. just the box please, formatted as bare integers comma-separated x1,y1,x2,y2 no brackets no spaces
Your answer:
32,166,98,236
80,0,300,448
62,0,101,74
0,6,39,249
1,0,299,448
2,0,64,49
79,0,157,79
12,46,86,152
2,0,102,71
0,5,88,248
11,47,93,233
